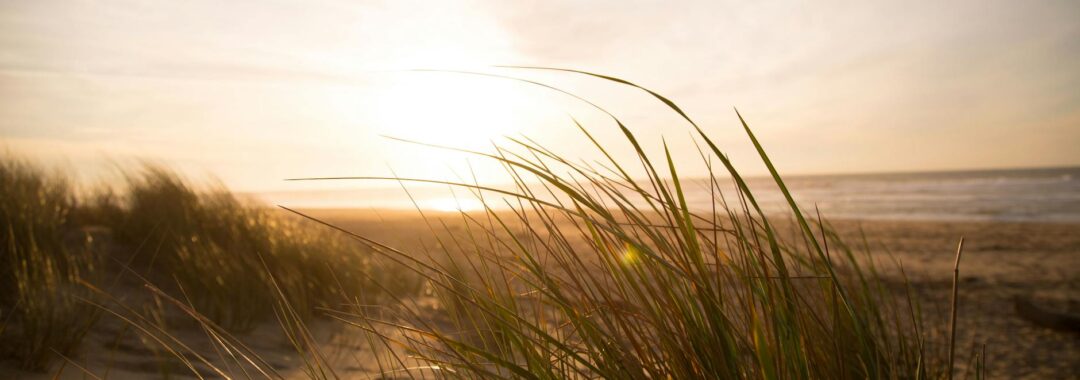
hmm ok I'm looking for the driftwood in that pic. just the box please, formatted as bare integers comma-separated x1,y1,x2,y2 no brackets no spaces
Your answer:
1013,296,1080,333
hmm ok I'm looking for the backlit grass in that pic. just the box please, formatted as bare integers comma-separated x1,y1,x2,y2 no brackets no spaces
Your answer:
3,69,979,378
0,161,418,372
272,69,972,379
0,159,100,371
95,167,418,331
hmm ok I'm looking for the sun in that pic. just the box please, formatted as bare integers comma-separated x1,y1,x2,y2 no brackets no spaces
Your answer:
371,72,536,150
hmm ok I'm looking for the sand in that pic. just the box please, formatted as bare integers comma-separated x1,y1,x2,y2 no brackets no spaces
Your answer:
304,209,1080,379
823,219,1080,378
5,209,1078,379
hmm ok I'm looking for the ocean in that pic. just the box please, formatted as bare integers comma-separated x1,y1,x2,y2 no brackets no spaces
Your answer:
257,167,1080,223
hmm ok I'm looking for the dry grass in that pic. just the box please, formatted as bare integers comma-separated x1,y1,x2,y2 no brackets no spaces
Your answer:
0,160,418,372
0,159,100,371
249,69,979,378
92,167,419,331
2,69,985,378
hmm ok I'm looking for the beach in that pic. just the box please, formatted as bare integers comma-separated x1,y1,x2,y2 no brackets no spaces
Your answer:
5,1,1079,377
3,207,1077,379
302,209,1080,379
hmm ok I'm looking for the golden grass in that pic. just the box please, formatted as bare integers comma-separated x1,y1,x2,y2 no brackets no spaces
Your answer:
0,159,100,371
2,69,984,378
0,161,418,372
263,69,977,378
91,167,419,331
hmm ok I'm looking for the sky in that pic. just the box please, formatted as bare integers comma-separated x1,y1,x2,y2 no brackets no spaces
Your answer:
1,0,1079,195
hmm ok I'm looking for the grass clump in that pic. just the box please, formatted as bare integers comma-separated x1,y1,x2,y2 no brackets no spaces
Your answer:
1,158,418,372
0,158,100,371
283,69,962,379
98,167,417,330
2,70,973,379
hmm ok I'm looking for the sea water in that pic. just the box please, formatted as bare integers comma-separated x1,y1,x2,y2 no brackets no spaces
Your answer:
259,167,1080,223
683,167,1080,222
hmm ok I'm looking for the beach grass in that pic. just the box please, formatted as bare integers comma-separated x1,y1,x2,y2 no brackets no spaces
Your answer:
266,69,968,378
1,70,980,378
0,160,418,372
93,167,419,331
0,159,100,371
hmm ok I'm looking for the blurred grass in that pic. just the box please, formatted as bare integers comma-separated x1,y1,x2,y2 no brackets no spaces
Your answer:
96,167,419,331
0,159,419,372
0,159,100,371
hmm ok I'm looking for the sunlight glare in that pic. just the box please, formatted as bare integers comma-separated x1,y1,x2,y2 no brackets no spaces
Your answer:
621,242,641,266
424,197,483,212
372,73,537,150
